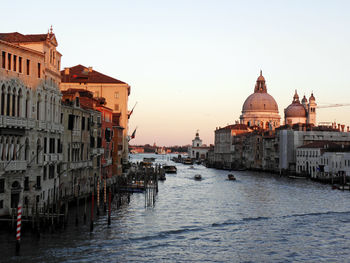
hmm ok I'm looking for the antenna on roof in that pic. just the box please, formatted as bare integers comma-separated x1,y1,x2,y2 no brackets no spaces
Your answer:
50,25,53,34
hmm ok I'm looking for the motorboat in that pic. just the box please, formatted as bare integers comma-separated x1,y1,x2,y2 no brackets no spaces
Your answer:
227,174,236,181
143,157,155,162
159,174,166,181
183,157,194,165
163,165,177,174
194,174,202,180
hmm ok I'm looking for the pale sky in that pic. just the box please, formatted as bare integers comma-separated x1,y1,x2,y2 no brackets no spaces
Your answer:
3,0,350,146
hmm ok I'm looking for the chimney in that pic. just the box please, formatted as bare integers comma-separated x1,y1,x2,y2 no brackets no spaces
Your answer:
341,125,345,132
64,68,70,75
338,124,341,131
88,67,93,72
347,126,349,132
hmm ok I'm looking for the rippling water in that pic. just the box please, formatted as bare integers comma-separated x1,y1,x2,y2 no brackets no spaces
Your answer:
2,153,350,262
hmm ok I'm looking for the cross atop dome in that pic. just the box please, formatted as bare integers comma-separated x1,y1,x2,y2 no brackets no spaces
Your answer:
254,70,267,93
293,90,300,103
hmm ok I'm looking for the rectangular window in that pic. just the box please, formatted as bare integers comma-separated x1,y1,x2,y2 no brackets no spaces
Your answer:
38,63,41,78
24,177,29,190
36,176,41,188
49,138,55,153
18,57,22,73
26,59,30,75
1,51,5,69
114,104,119,111
0,179,4,193
7,53,11,70
82,117,85,130
0,200,3,209
68,114,74,130
43,166,47,180
49,165,54,179
114,92,119,98
44,137,47,154
58,139,62,153
13,55,17,71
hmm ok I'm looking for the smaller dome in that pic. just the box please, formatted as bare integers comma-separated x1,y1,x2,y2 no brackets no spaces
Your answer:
285,103,307,118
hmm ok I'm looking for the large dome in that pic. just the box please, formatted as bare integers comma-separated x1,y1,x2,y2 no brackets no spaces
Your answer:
242,93,279,113
239,71,281,129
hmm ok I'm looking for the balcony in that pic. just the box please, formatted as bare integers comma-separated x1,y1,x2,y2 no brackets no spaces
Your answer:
0,160,27,172
98,148,105,155
38,120,46,130
72,130,80,137
69,160,93,170
0,116,36,130
44,153,63,163
91,148,98,155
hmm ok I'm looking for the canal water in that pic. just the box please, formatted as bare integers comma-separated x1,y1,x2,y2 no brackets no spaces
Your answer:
2,153,350,262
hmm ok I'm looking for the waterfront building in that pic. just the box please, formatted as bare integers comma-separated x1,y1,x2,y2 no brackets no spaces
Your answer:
284,90,317,126
112,113,124,176
0,30,63,217
278,126,350,174
96,102,113,182
60,65,130,168
296,141,340,178
318,149,350,178
188,131,209,160
240,71,280,129
213,124,250,169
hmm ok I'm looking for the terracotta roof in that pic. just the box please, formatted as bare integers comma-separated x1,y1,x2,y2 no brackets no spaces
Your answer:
298,141,340,149
61,65,126,84
0,32,49,43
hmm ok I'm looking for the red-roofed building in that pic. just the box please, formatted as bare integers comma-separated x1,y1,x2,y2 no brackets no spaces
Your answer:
60,65,130,170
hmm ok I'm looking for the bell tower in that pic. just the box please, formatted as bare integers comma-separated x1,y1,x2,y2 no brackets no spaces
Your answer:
307,93,317,125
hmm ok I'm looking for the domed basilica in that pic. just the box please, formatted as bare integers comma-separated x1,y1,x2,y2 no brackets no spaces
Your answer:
240,71,281,129
239,71,317,130
284,90,316,126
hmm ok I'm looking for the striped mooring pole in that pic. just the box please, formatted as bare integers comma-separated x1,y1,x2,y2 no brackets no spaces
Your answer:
15,204,22,253
104,178,107,212
97,179,100,216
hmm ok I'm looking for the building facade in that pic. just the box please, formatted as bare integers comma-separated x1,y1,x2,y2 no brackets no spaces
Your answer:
284,90,317,126
188,131,209,160
0,30,63,217
60,65,130,168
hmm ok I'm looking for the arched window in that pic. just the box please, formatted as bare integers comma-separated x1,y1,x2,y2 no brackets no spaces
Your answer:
17,89,22,117
6,87,11,116
25,138,29,161
25,91,30,118
37,93,41,120
36,138,41,164
12,88,16,116
1,85,5,115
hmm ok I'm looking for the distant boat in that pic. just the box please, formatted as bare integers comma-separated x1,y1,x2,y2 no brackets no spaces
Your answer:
183,157,194,165
194,174,202,180
159,174,166,181
227,174,236,181
288,175,307,179
143,157,155,162
163,165,177,174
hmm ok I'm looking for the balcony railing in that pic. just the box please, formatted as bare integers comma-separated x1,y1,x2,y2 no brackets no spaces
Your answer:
69,160,93,170
0,160,27,172
0,116,36,129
